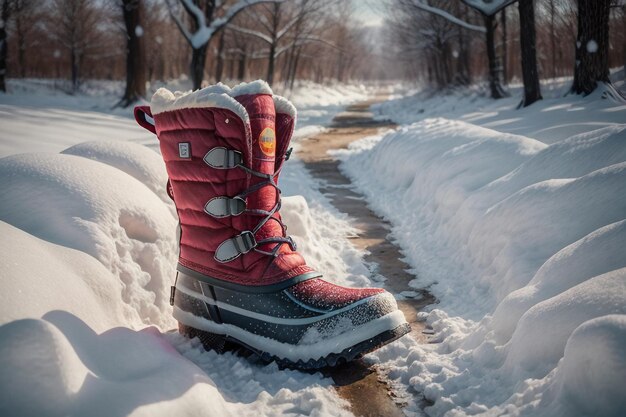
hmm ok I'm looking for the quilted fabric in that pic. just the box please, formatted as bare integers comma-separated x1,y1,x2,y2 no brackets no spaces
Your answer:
152,89,311,286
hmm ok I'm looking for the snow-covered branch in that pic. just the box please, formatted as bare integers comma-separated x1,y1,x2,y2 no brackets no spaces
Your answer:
228,24,273,44
169,0,283,50
461,0,518,16
410,1,486,33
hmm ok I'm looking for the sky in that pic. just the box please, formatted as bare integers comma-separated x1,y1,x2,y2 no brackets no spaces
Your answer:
352,0,387,27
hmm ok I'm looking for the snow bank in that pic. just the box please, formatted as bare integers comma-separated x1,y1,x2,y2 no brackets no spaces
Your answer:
338,116,626,416
0,78,370,157
0,134,368,415
0,148,177,328
373,79,626,144
0,221,135,331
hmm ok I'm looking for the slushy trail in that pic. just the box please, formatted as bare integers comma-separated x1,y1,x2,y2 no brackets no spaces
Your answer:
298,97,436,417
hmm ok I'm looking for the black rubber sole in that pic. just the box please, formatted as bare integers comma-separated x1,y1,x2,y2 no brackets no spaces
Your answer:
179,321,411,370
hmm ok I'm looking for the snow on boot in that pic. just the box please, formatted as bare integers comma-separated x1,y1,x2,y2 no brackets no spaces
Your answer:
134,81,410,369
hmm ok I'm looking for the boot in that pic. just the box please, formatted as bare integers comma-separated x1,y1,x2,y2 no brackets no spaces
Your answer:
134,80,409,369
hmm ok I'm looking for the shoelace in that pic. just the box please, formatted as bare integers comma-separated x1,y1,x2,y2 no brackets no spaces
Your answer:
235,160,296,257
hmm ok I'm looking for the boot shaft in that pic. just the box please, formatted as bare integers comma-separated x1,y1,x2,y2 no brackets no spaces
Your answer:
135,81,312,286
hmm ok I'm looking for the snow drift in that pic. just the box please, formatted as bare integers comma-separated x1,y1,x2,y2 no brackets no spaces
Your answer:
338,118,626,416
0,138,360,417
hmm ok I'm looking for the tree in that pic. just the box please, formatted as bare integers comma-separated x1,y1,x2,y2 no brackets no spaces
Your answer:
518,0,541,107
461,0,516,98
119,0,146,107
483,13,507,98
167,0,281,90
48,0,112,92
571,0,611,95
0,0,9,92
500,7,507,84
229,2,295,85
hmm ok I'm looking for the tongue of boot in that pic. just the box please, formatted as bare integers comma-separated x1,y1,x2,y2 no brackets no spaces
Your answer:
233,84,284,253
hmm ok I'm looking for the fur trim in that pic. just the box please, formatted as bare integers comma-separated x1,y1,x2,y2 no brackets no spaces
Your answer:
273,95,297,119
230,79,273,97
150,81,298,125
150,87,249,124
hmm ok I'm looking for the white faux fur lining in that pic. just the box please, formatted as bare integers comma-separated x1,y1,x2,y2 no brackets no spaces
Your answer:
230,79,273,97
151,87,250,124
273,94,297,118
150,80,296,123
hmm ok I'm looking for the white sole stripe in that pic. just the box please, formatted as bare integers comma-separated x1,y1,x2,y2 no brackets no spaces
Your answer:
175,283,394,326
173,306,407,363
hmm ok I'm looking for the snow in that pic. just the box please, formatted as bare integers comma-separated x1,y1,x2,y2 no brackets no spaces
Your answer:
461,0,518,16
335,73,626,416
3,71,626,416
411,1,485,32
587,39,598,53
0,78,375,416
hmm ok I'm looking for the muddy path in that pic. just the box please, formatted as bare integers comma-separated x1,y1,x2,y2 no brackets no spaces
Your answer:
298,97,436,416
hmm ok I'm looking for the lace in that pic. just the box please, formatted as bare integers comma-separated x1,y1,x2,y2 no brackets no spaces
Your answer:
235,159,296,257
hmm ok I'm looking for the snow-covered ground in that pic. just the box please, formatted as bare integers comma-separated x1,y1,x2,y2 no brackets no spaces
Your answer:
0,79,371,417
3,73,626,417
334,73,626,416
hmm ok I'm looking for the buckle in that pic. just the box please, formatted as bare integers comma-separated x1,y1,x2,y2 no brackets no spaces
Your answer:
203,147,243,169
204,196,246,218
214,231,257,263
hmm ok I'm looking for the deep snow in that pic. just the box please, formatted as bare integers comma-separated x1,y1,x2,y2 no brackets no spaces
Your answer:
335,75,626,416
2,73,626,417
0,80,371,417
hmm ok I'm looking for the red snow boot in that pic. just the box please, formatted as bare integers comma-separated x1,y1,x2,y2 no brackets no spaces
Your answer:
134,81,409,368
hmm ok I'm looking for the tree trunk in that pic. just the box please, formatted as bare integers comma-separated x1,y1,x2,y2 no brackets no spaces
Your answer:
120,0,146,107
237,49,247,80
484,14,506,99
289,47,301,90
267,42,275,85
549,0,557,78
623,4,625,78
457,2,471,85
0,0,8,93
215,30,225,83
501,8,508,84
71,48,79,92
518,0,542,107
571,0,611,95
190,44,208,90
15,14,26,77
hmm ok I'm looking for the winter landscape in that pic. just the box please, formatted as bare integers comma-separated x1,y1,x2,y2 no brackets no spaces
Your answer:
1,1,625,417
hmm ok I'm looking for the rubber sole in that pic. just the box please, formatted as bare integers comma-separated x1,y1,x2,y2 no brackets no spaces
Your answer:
179,321,411,370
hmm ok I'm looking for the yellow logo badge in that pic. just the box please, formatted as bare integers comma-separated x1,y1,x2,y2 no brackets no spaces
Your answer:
259,127,276,157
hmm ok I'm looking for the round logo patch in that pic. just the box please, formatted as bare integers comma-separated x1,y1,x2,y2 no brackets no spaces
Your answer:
259,127,276,157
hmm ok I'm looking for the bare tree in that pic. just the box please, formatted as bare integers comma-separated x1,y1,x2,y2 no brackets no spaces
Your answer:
548,0,557,78
11,0,43,78
119,0,146,107
229,2,294,85
518,0,541,107
0,0,9,92
48,0,114,92
461,0,514,98
500,7,507,84
571,0,612,95
166,0,281,90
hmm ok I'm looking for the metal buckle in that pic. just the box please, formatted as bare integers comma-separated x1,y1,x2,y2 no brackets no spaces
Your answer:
204,196,246,218
203,147,243,169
